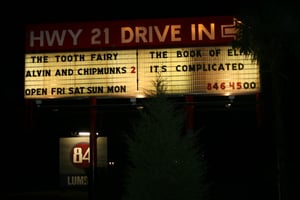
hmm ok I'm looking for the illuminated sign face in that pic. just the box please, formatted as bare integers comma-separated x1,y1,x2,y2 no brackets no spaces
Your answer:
24,17,260,99
138,46,259,96
25,49,138,98
24,46,260,99
59,137,107,187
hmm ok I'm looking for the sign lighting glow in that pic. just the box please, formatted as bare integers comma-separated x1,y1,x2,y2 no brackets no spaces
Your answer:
138,46,259,96
24,46,260,99
25,49,137,98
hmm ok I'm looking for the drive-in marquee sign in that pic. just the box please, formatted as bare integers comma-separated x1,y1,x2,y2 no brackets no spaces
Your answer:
24,16,260,99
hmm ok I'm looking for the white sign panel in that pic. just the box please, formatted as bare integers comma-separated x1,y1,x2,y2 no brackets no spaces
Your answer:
25,46,259,99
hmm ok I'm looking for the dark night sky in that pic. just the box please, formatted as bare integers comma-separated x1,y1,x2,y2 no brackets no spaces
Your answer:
18,2,244,23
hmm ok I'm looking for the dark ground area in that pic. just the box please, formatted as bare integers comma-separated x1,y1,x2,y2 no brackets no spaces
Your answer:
5,190,88,200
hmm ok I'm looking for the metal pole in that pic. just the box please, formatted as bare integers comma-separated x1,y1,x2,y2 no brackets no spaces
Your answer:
184,95,195,136
89,97,97,200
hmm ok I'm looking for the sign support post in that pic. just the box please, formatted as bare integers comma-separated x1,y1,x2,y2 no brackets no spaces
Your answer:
89,97,97,200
